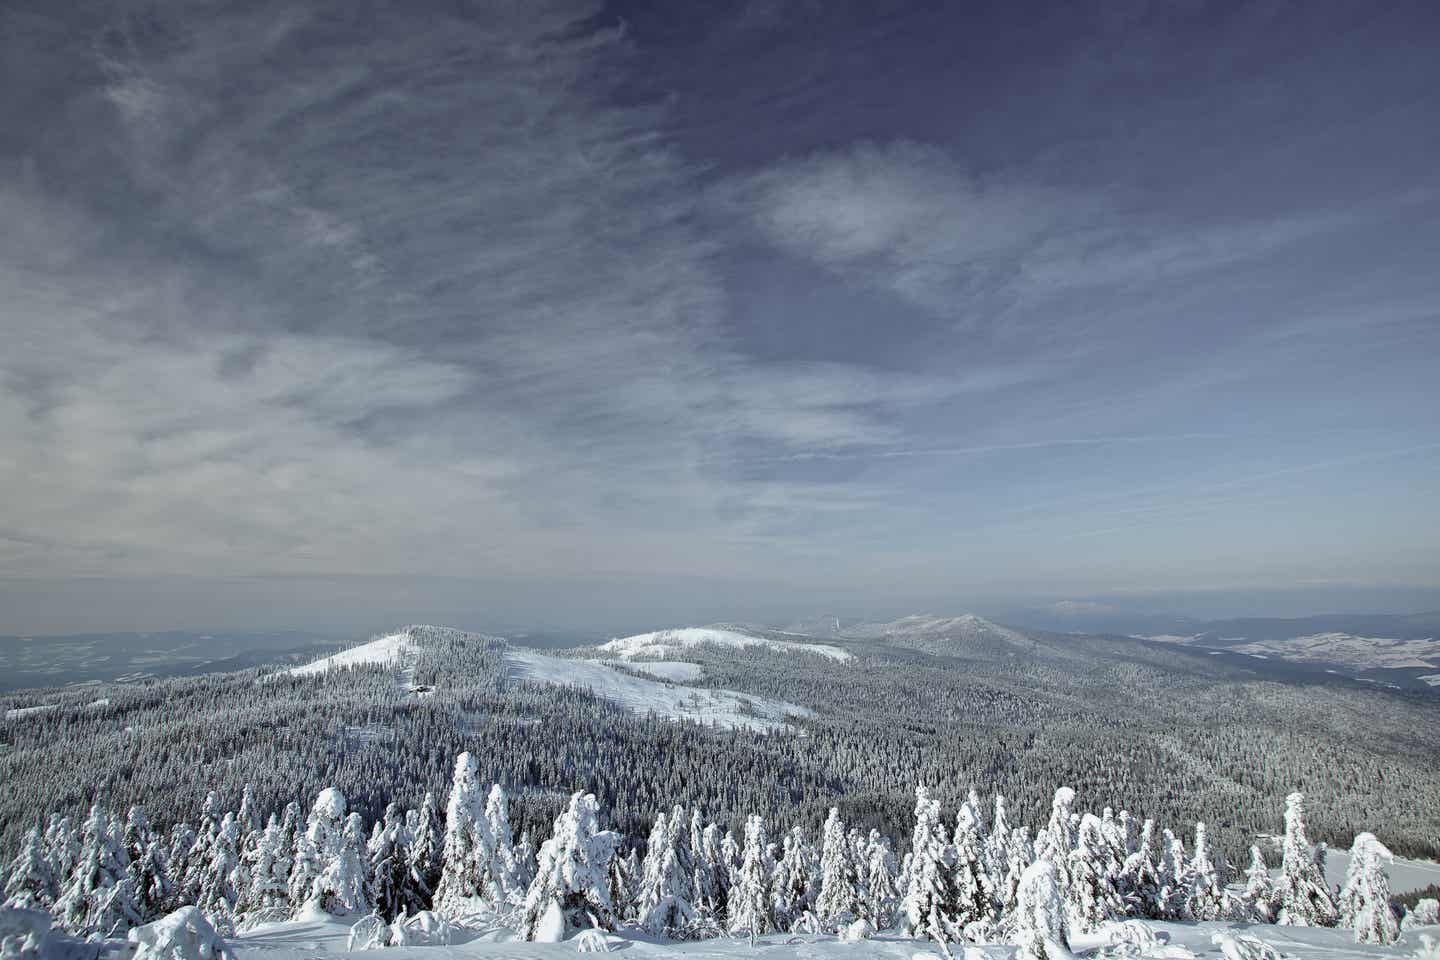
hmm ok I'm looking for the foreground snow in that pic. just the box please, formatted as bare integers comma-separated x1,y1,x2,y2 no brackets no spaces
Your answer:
227,914,1439,960
503,649,812,732
600,628,852,662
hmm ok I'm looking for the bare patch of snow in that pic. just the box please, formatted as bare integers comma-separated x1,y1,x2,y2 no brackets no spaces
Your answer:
606,660,705,682
4,704,58,720
288,632,417,677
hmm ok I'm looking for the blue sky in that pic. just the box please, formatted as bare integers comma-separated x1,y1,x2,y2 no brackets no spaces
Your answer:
2,0,1438,632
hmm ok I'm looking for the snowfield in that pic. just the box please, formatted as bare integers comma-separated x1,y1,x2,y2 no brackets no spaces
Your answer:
600,627,852,662
3,703,58,720
606,660,706,682
224,914,1439,960
503,649,812,732
288,632,418,677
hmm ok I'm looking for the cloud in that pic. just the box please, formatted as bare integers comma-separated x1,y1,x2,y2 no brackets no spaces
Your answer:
0,0,980,587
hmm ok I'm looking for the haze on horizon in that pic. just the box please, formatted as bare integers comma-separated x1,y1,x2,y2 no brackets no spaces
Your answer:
3,0,1438,635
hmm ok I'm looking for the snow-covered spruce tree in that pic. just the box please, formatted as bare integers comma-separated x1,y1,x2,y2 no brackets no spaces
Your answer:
951,795,992,931
237,787,259,838
513,831,537,893
815,808,860,931
1338,833,1398,945
434,753,496,917
44,816,78,885
862,831,897,931
1064,813,1124,934
1121,819,1161,918
130,839,173,924
289,787,347,915
1012,858,1068,960
54,804,142,938
312,812,369,917
606,846,636,926
728,815,772,945
3,827,58,910
122,808,153,867
518,792,619,942
366,804,408,921
900,786,961,949
770,826,815,931
1241,845,1274,922
241,816,288,921
194,813,241,933
997,826,1033,922
483,784,522,906
1155,828,1190,920
1036,788,1076,898
635,809,697,938
406,791,442,908
1186,822,1226,921
1274,792,1337,927
181,792,222,905
696,822,729,923
984,796,1011,893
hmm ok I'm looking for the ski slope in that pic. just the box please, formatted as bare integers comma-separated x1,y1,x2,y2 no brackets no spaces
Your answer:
600,627,851,662
503,649,811,732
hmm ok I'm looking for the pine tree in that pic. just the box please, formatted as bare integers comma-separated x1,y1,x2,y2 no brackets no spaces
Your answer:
518,792,619,942
770,826,814,931
815,808,860,931
984,795,1012,893
1274,792,1338,927
3,827,58,911
998,826,1033,921
727,815,772,945
1337,833,1398,945
54,804,141,937
1013,858,1068,960
1186,822,1225,921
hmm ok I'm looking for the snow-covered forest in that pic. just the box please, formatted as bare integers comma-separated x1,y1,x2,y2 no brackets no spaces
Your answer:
5,747,1436,960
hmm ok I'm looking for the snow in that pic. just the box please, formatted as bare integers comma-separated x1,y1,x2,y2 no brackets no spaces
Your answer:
4,704,58,720
130,906,228,960
600,627,851,662
227,915,1435,960
503,650,812,732
1230,633,1440,671
1324,847,1440,896
1418,674,1440,687
288,632,417,677
606,661,705,682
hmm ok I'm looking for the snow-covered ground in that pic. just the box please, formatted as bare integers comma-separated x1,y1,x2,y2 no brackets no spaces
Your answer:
3,703,58,719
600,627,852,662
503,649,812,732
1228,633,1440,671
228,914,1439,960
288,632,418,677
606,660,706,682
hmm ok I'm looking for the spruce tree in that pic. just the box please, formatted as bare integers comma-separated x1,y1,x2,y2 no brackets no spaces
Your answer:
727,815,772,945
518,792,619,942
1274,792,1338,927
815,808,860,931
1338,833,1398,945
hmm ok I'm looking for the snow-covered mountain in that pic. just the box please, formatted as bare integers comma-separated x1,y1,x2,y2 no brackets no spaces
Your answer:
828,613,1048,658
600,626,852,662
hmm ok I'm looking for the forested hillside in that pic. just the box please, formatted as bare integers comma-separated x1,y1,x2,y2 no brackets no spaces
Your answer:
2,623,1437,873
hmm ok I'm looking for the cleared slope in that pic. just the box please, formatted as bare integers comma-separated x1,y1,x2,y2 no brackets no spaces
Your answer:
503,649,811,733
287,631,417,677
600,626,851,662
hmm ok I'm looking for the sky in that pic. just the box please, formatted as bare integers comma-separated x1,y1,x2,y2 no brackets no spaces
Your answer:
2,0,1439,634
